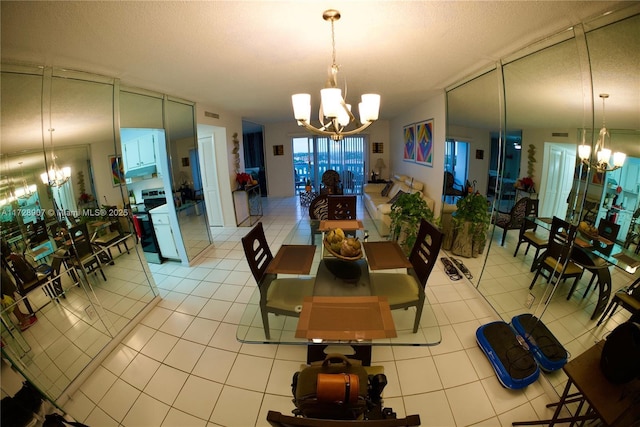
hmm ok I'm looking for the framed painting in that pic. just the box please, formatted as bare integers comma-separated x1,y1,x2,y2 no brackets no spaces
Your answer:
109,155,125,186
403,124,415,162
415,119,433,167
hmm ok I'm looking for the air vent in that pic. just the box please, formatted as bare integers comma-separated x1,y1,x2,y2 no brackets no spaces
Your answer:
552,132,569,137
204,111,220,119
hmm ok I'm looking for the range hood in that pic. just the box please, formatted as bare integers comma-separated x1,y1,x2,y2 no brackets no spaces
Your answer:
125,164,157,178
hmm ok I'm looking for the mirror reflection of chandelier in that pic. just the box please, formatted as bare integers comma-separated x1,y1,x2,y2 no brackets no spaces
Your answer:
15,162,36,198
578,94,626,172
41,127,71,187
291,9,380,141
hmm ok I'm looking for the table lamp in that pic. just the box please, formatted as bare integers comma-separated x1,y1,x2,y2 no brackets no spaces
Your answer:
375,158,386,180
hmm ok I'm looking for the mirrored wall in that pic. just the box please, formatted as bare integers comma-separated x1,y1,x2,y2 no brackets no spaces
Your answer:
444,6,640,362
0,63,210,402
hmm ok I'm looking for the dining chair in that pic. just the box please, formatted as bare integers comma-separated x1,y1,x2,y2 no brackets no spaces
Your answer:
5,252,56,313
597,218,620,243
369,219,443,333
624,208,640,254
529,216,583,296
565,245,612,320
327,195,356,220
91,211,131,263
266,411,421,427
68,223,107,282
597,277,640,326
492,197,537,246
513,216,549,271
241,222,314,340
443,171,465,204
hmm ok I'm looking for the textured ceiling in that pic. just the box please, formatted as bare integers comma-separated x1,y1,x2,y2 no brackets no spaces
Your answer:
1,0,629,127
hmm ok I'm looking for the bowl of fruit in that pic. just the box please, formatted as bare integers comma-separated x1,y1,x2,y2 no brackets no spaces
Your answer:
323,228,363,261
578,221,599,241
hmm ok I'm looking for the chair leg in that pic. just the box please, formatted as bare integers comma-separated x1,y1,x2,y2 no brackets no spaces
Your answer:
597,300,619,326
501,228,507,246
513,241,522,257
261,307,271,340
412,303,423,333
566,276,581,300
529,269,542,290
582,273,597,298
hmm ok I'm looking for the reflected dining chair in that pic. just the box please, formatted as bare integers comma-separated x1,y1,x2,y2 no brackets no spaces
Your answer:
241,222,314,340
68,223,107,282
529,216,583,296
369,219,443,333
492,197,536,246
513,216,549,271
91,211,131,263
597,276,640,325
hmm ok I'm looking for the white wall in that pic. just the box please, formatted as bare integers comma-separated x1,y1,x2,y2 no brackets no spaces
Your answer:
263,120,391,197
389,93,447,216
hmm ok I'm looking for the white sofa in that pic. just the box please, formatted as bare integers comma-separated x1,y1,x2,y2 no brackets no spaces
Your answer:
363,174,436,236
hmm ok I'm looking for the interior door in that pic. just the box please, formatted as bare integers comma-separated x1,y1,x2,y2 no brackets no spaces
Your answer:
198,135,223,226
538,143,576,218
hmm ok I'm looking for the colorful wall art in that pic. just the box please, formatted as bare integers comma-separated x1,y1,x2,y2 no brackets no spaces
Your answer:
403,124,415,162
415,119,433,167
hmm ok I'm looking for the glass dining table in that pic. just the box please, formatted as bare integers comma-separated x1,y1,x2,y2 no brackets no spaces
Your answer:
236,218,441,364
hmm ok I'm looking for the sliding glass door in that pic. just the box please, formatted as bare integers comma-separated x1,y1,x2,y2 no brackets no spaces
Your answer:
292,135,366,194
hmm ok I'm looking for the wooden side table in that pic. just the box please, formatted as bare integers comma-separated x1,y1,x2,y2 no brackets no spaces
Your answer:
512,340,639,426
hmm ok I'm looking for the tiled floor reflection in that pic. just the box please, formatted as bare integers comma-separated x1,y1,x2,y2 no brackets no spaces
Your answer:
44,198,638,425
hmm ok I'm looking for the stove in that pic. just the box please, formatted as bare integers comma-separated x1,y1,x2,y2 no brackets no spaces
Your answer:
141,188,167,210
134,188,167,264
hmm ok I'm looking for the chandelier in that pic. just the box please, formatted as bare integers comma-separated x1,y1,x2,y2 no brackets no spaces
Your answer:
578,94,626,172
41,127,71,187
291,9,380,141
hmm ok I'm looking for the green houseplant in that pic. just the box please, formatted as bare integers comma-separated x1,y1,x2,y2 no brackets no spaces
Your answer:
389,192,434,254
451,192,490,257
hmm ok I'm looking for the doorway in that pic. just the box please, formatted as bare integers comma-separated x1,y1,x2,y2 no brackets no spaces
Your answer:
538,142,576,219
444,139,469,203
292,135,366,195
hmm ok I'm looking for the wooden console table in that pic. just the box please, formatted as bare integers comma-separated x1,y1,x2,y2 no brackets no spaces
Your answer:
512,340,639,426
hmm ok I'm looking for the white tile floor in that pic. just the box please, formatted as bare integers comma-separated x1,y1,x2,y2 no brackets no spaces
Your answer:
31,197,638,425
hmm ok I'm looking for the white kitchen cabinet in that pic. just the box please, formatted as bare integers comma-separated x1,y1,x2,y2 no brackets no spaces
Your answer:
149,204,179,259
123,135,156,171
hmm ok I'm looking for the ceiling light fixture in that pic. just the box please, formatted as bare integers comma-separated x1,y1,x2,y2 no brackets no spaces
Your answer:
578,94,626,172
291,9,380,141
41,127,71,187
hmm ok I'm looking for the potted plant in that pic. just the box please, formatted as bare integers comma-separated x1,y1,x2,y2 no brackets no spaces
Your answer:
450,192,490,258
389,192,434,255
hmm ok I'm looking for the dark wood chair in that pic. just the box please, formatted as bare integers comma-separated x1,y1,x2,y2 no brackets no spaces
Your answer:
513,216,549,272
91,210,131,263
492,197,537,246
529,216,583,296
567,246,611,320
241,222,314,339
68,223,107,281
320,170,343,195
369,219,443,332
443,171,465,204
266,411,421,427
327,195,357,221
597,276,640,325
